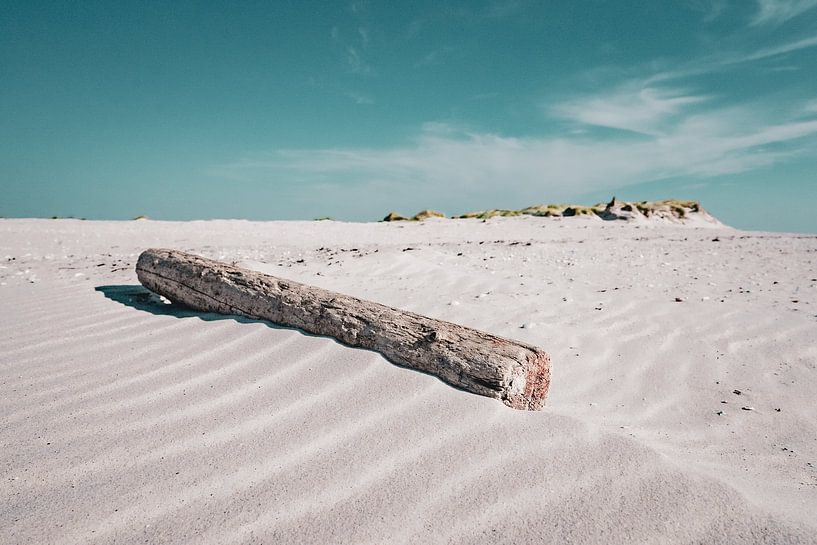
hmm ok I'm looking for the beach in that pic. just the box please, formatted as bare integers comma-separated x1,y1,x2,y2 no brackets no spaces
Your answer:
1,216,816,544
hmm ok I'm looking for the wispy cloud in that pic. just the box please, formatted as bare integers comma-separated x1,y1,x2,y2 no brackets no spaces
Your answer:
330,10,373,75
551,86,709,135
414,46,457,68
740,33,817,61
644,32,817,85
212,101,817,209
345,91,374,105
344,45,371,74
751,0,817,26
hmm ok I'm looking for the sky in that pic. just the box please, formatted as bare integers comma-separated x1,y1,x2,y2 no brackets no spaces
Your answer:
2,0,817,232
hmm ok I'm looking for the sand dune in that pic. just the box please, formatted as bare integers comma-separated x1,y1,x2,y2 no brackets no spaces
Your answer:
1,217,816,544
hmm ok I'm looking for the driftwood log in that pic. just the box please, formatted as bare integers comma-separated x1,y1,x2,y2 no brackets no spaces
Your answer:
136,248,550,410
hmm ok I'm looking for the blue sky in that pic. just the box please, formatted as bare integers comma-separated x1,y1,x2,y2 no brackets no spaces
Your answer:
2,1,817,232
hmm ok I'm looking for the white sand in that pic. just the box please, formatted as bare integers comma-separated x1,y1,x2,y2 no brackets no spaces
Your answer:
1,217,816,544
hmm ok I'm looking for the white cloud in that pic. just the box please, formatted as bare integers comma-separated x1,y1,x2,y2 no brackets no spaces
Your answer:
740,33,817,61
551,86,709,135
751,0,817,26
212,103,817,210
645,33,817,85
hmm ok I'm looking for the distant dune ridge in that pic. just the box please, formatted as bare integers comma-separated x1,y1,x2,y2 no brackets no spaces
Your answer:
383,197,721,225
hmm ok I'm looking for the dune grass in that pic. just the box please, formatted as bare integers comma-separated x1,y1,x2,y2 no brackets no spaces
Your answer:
380,199,702,222
383,210,445,222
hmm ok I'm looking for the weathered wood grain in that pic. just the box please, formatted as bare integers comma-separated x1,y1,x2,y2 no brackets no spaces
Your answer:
136,248,550,409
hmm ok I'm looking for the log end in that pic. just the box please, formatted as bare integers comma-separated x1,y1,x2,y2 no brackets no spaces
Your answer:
504,350,551,411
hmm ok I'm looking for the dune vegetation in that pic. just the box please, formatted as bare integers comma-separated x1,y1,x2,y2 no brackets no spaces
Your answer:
382,209,446,222
382,198,709,223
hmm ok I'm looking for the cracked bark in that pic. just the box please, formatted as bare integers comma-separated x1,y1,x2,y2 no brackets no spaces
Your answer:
136,248,550,410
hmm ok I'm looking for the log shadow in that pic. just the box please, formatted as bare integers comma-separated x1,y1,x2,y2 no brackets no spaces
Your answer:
94,284,286,329
94,285,509,407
